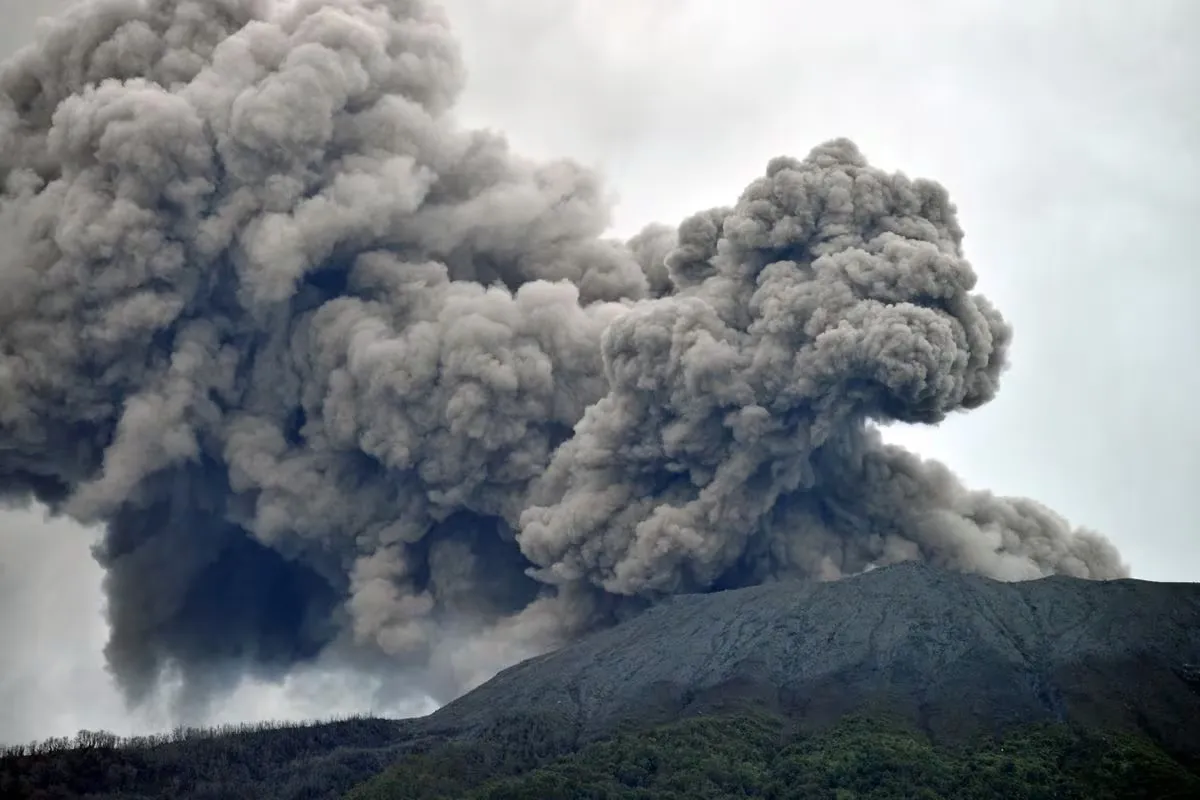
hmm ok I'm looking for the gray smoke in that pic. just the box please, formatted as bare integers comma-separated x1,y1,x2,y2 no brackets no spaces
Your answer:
0,0,1126,710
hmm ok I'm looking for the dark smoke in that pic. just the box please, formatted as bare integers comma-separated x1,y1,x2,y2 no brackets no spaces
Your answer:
0,0,1126,709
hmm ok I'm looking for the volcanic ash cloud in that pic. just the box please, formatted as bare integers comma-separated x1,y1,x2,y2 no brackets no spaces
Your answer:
0,0,1126,707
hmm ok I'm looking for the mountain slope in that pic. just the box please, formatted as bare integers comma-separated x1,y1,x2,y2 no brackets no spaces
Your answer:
427,562,1200,753
353,712,1200,800
4,563,1199,798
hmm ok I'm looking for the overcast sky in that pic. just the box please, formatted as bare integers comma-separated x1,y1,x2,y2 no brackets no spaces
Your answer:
1,0,1196,745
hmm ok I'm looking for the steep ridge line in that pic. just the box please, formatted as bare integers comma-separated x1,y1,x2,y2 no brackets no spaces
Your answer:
422,562,1200,756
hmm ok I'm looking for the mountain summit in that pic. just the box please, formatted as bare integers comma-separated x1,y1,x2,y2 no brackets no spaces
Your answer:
430,562,1200,751
6,563,1200,798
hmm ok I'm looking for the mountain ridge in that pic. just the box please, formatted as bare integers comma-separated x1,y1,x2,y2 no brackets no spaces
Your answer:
425,561,1200,754
5,562,1199,798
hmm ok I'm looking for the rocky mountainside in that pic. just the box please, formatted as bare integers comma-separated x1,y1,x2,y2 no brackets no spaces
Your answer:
427,562,1200,753
7,562,1200,798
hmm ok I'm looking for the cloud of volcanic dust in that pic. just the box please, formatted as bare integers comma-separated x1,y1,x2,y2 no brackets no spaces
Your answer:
0,0,1126,711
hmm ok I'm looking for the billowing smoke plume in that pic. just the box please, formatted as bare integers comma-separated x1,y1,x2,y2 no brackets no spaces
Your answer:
0,0,1125,709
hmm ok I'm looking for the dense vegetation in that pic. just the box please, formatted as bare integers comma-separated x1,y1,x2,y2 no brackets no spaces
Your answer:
350,712,1200,800
5,709,1198,799
0,715,412,799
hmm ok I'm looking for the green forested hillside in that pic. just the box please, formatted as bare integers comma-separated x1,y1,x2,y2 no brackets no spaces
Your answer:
5,709,1197,799
349,712,1200,800
0,716,410,799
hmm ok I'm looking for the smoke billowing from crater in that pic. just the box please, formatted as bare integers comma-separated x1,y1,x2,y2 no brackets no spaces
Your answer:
0,0,1126,710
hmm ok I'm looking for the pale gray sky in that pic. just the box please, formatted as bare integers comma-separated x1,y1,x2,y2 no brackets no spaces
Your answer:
1,0,1196,744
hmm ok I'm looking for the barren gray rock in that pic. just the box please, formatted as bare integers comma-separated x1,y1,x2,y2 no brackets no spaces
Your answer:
428,562,1200,754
